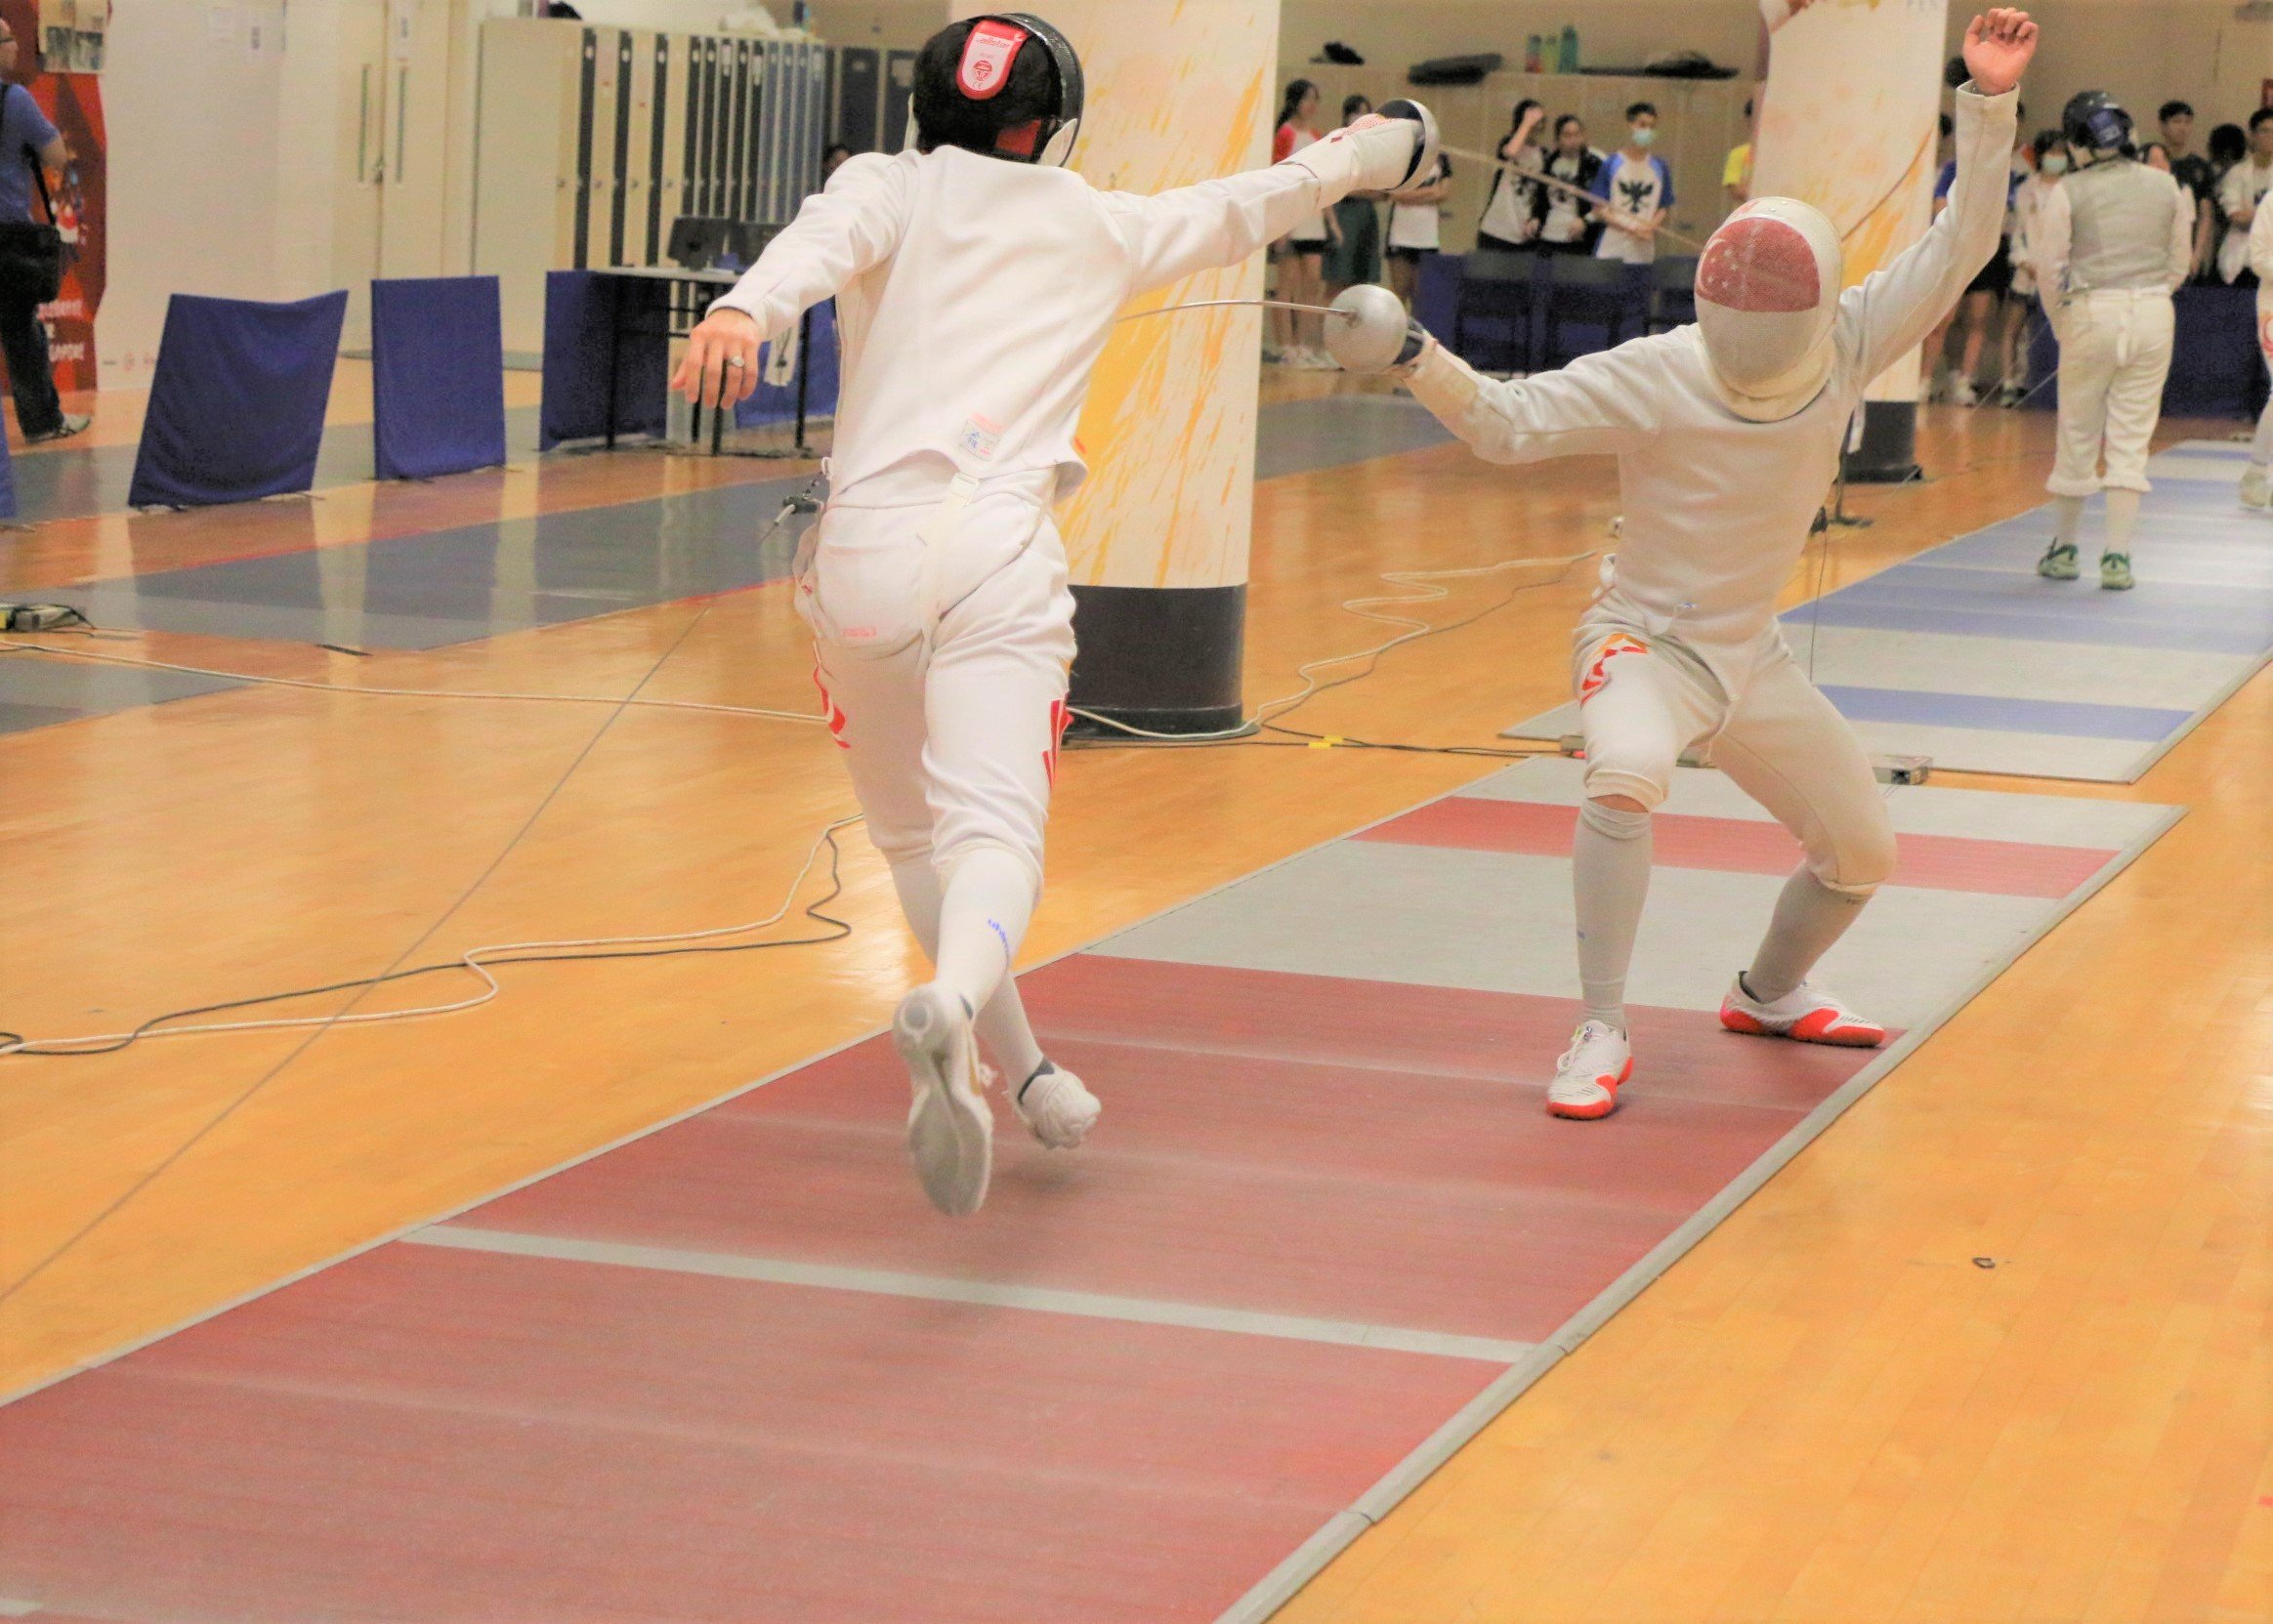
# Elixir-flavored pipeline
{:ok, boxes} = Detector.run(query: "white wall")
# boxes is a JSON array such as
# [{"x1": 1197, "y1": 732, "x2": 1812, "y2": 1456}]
[{"x1": 98, "y1": 0, "x2": 302, "y2": 385}]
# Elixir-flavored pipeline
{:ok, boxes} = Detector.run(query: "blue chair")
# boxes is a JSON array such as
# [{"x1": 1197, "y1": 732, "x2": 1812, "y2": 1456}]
[
  {"x1": 1541, "y1": 255, "x2": 1634, "y2": 367},
  {"x1": 1452, "y1": 250, "x2": 1540, "y2": 374},
  {"x1": 1648, "y1": 254, "x2": 1700, "y2": 334}
]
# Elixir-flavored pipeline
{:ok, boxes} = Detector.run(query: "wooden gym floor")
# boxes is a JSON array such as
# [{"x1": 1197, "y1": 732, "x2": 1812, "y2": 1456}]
[{"x1": 0, "y1": 371, "x2": 2266, "y2": 1620}]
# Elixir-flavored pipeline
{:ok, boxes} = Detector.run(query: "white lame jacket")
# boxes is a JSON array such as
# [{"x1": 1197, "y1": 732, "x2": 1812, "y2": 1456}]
[
  {"x1": 711, "y1": 146, "x2": 1334, "y2": 502},
  {"x1": 1407, "y1": 86, "x2": 2019, "y2": 659}
]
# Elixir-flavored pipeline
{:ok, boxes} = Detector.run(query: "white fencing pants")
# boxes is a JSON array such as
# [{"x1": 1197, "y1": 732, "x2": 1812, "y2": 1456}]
[
  {"x1": 804, "y1": 495, "x2": 1076, "y2": 890},
  {"x1": 2047, "y1": 288, "x2": 2176, "y2": 499},
  {"x1": 1574, "y1": 623, "x2": 1896, "y2": 899}
]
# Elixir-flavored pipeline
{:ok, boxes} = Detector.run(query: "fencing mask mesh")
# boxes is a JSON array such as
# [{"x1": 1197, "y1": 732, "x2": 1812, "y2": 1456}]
[{"x1": 1694, "y1": 197, "x2": 1843, "y2": 423}]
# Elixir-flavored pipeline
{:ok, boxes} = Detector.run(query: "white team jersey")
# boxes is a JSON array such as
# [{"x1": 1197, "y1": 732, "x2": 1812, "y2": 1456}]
[
  {"x1": 712, "y1": 146, "x2": 1328, "y2": 503},
  {"x1": 1407, "y1": 86, "x2": 2020, "y2": 665}
]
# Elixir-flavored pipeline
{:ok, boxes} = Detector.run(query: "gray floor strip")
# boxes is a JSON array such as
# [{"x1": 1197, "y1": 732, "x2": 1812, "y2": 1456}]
[
  {"x1": 1213, "y1": 799, "x2": 2188, "y2": 1624},
  {"x1": 405, "y1": 1225, "x2": 1534, "y2": 1364}
]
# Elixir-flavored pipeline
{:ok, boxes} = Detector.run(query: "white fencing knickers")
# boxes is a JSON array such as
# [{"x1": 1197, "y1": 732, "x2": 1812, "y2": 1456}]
[
  {"x1": 1573, "y1": 620, "x2": 1896, "y2": 898},
  {"x1": 2047, "y1": 288, "x2": 2176, "y2": 499},
  {"x1": 801, "y1": 476, "x2": 1076, "y2": 891}
]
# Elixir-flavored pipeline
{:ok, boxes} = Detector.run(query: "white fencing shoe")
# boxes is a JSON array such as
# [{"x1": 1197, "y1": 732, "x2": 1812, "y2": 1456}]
[
  {"x1": 1547, "y1": 1020, "x2": 1631, "y2": 1120},
  {"x1": 1719, "y1": 976, "x2": 1886, "y2": 1047},
  {"x1": 894, "y1": 983, "x2": 994, "y2": 1216},
  {"x1": 1013, "y1": 1061, "x2": 1101, "y2": 1150}
]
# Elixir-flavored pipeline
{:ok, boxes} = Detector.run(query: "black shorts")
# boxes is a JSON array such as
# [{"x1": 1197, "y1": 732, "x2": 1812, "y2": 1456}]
[
  {"x1": 1386, "y1": 245, "x2": 1435, "y2": 264},
  {"x1": 1279, "y1": 236, "x2": 1326, "y2": 259},
  {"x1": 1967, "y1": 243, "x2": 2014, "y2": 296},
  {"x1": 1474, "y1": 229, "x2": 1528, "y2": 254}
]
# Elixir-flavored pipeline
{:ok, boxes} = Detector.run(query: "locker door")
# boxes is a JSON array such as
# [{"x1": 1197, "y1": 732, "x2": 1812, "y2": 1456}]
[
  {"x1": 884, "y1": 49, "x2": 915, "y2": 153},
  {"x1": 641, "y1": 32, "x2": 670, "y2": 263},
  {"x1": 837, "y1": 48, "x2": 879, "y2": 154},
  {"x1": 608, "y1": 28, "x2": 637, "y2": 267},
  {"x1": 571, "y1": 28, "x2": 598, "y2": 268},
  {"x1": 728, "y1": 38, "x2": 752, "y2": 223},
  {"x1": 583, "y1": 28, "x2": 622, "y2": 268},
  {"x1": 694, "y1": 36, "x2": 719, "y2": 218}
]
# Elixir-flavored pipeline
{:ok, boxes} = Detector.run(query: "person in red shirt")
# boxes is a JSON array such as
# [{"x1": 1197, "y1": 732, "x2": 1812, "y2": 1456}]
[{"x1": 1270, "y1": 79, "x2": 1333, "y2": 365}]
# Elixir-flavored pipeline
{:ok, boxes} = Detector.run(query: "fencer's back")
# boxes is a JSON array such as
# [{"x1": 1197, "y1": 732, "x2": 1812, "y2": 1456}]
[
  {"x1": 826, "y1": 146, "x2": 1137, "y2": 497},
  {"x1": 2061, "y1": 159, "x2": 2185, "y2": 292}
]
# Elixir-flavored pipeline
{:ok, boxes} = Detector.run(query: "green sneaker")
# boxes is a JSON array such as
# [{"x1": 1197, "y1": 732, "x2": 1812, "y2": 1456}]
[
  {"x1": 2099, "y1": 552, "x2": 2134, "y2": 591},
  {"x1": 2037, "y1": 541, "x2": 2080, "y2": 580}
]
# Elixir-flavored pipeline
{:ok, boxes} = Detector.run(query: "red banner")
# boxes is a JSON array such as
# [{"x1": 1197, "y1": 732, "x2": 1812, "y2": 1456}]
[{"x1": 1, "y1": 0, "x2": 103, "y2": 391}]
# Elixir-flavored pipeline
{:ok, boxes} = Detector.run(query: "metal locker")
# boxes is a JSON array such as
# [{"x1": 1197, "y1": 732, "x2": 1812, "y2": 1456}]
[
  {"x1": 581, "y1": 28, "x2": 624, "y2": 269},
  {"x1": 641, "y1": 32, "x2": 672, "y2": 265},
  {"x1": 691, "y1": 36, "x2": 717, "y2": 218},
  {"x1": 884, "y1": 50, "x2": 915, "y2": 154},
  {"x1": 837, "y1": 48, "x2": 879, "y2": 154}
]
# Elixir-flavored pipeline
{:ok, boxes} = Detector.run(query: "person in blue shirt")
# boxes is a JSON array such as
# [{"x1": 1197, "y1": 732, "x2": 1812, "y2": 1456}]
[
  {"x1": 0, "y1": 18, "x2": 82, "y2": 442},
  {"x1": 1927, "y1": 108, "x2": 2026, "y2": 403},
  {"x1": 1590, "y1": 102, "x2": 1674, "y2": 265}
]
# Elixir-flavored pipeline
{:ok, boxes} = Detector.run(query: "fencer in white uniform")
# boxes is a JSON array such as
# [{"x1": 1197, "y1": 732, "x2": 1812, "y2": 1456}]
[
  {"x1": 673, "y1": 15, "x2": 1430, "y2": 1212},
  {"x1": 2242, "y1": 205, "x2": 2273, "y2": 511},
  {"x1": 1328, "y1": 12, "x2": 2036, "y2": 1120},
  {"x1": 2028, "y1": 92, "x2": 2191, "y2": 589}
]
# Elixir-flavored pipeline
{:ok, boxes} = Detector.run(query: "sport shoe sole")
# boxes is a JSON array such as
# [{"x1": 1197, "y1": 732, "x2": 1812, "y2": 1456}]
[
  {"x1": 1720, "y1": 1005, "x2": 1884, "y2": 1047},
  {"x1": 894, "y1": 987, "x2": 991, "y2": 1216}
]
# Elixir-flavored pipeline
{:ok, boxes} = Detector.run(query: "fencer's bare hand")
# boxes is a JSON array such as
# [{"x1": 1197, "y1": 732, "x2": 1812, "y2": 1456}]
[
  {"x1": 671, "y1": 308, "x2": 763, "y2": 410},
  {"x1": 1962, "y1": 10, "x2": 2037, "y2": 97}
]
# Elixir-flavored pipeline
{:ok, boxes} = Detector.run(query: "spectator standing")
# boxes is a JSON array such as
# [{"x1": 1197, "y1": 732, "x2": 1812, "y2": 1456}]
[
  {"x1": 1537, "y1": 114, "x2": 1606, "y2": 254},
  {"x1": 0, "y1": 18, "x2": 81, "y2": 443},
  {"x1": 1724, "y1": 99, "x2": 1755, "y2": 209},
  {"x1": 2214, "y1": 108, "x2": 2273, "y2": 285},
  {"x1": 2241, "y1": 202, "x2": 2273, "y2": 509},
  {"x1": 1592, "y1": 101, "x2": 1672, "y2": 265},
  {"x1": 1475, "y1": 100, "x2": 1544, "y2": 252},
  {"x1": 1323, "y1": 94, "x2": 1383, "y2": 303},
  {"x1": 1270, "y1": 79, "x2": 1332, "y2": 366},
  {"x1": 2157, "y1": 101, "x2": 2215, "y2": 278},
  {"x1": 821, "y1": 142, "x2": 852, "y2": 184},
  {"x1": 2000, "y1": 129, "x2": 2066, "y2": 404},
  {"x1": 1386, "y1": 149, "x2": 1451, "y2": 308}
]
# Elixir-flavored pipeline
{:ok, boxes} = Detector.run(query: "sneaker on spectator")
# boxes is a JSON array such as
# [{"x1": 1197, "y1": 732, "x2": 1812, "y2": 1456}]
[
  {"x1": 24, "y1": 413, "x2": 88, "y2": 443},
  {"x1": 1949, "y1": 377, "x2": 1979, "y2": 407}
]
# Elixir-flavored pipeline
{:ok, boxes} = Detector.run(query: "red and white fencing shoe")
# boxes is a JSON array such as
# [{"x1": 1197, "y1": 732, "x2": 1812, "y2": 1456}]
[
  {"x1": 1719, "y1": 977, "x2": 1886, "y2": 1048},
  {"x1": 1547, "y1": 1020, "x2": 1632, "y2": 1120}
]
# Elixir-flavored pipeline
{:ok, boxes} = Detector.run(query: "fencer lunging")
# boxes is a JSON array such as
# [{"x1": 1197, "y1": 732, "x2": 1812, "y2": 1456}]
[
  {"x1": 674, "y1": 16, "x2": 1433, "y2": 1212},
  {"x1": 2029, "y1": 91, "x2": 2191, "y2": 589},
  {"x1": 1331, "y1": 12, "x2": 2037, "y2": 1120}
]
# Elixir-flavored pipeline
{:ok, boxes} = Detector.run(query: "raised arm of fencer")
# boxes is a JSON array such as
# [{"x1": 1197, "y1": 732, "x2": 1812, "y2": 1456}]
[
  {"x1": 670, "y1": 154, "x2": 915, "y2": 406},
  {"x1": 1103, "y1": 112, "x2": 1431, "y2": 295},
  {"x1": 1845, "y1": 12, "x2": 2032, "y2": 378}
]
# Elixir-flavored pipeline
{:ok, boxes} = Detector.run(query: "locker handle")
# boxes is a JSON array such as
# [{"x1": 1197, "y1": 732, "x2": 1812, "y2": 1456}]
[
  {"x1": 358, "y1": 65, "x2": 371, "y2": 181},
  {"x1": 395, "y1": 66, "x2": 408, "y2": 180}
]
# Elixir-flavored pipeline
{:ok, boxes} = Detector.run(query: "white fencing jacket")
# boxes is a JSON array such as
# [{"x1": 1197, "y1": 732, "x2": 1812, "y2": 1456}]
[
  {"x1": 713, "y1": 145, "x2": 1342, "y2": 505},
  {"x1": 1407, "y1": 85, "x2": 2018, "y2": 665}
]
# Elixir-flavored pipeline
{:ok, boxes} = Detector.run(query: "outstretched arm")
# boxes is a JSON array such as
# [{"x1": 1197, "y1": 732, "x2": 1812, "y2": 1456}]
[
  {"x1": 1844, "y1": 11, "x2": 2033, "y2": 380},
  {"x1": 1401, "y1": 337, "x2": 1659, "y2": 465},
  {"x1": 1109, "y1": 115, "x2": 1423, "y2": 294},
  {"x1": 673, "y1": 153, "x2": 915, "y2": 407}
]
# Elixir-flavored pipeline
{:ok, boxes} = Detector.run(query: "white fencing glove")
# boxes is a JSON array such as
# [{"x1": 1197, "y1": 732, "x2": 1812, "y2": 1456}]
[{"x1": 1284, "y1": 99, "x2": 1440, "y2": 206}]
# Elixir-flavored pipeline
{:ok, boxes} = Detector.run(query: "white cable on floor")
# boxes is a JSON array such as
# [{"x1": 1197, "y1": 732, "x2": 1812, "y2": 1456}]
[
  {"x1": 1070, "y1": 547, "x2": 1599, "y2": 742},
  {"x1": 0, "y1": 814, "x2": 864, "y2": 1056},
  {"x1": 0, "y1": 637, "x2": 826, "y2": 726}
]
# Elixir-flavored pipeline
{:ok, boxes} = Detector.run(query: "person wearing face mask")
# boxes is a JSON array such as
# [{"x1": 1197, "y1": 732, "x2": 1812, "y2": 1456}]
[
  {"x1": 1536, "y1": 114, "x2": 1607, "y2": 254},
  {"x1": 1323, "y1": 13, "x2": 2035, "y2": 1122},
  {"x1": 1591, "y1": 101, "x2": 1673, "y2": 265},
  {"x1": 2001, "y1": 130, "x2": 2067, "y2": 404}
]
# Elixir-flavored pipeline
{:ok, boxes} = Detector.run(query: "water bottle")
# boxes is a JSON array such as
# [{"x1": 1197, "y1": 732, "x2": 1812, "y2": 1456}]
[
  {"x1": 1558, "y1": 24, "x2": 1580, "y2": 73},
  {"x1": 1525, "y1": 34, "x2": 1544, "y2": 73}
]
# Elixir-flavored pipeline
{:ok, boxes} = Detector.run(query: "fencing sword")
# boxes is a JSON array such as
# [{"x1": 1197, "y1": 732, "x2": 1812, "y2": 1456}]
[{"x1": 1435, "y1": 141, "x2": 1712, "y2": 252}]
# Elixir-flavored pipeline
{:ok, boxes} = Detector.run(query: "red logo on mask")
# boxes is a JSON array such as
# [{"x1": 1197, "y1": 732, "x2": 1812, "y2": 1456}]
[
  {"x1": 958, "y1": 20, "x2": 1029, "y2": 101},
  {"x1": 1699, "y1": 217, "x2": 1820, "y2": 312}
]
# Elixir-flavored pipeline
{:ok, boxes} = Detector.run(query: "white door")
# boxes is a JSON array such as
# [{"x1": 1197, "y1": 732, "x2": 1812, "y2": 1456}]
[
  {"x1": 332, "y1": 0, "x2": 388, "y2": 347},
  {"x1": 333, "y1": 0, "x2": 457, "y2": 348}
]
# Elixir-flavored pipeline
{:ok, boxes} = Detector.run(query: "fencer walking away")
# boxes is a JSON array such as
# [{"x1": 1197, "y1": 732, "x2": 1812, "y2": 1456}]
[
  {"x1": 2241, "y1": 203, "x2": 2273, "y2": 511},
  {"x1": 2029, "y1": 91, "x2": 2191, "y2": 589},
  {"x1": 1326, "y1": 11, "x2": 2036, "y2": 1120},
  {"x1": 673, "y1": 16, "x2": 1432, "y2": 1212}
]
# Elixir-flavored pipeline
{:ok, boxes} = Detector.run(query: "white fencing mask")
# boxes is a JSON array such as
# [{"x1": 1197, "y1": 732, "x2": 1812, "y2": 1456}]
[{"x1": 1694, "y1": 197, "x2": 1842, "y2": 423}]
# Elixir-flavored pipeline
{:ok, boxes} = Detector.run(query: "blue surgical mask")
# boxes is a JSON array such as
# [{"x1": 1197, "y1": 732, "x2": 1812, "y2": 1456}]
[
  {"x1": 1631, "y1": 126, "x2": 1656, "y2": 149},
  {"x1": 2041, "y1": 153, "x2": 2069, "y2": 176}
]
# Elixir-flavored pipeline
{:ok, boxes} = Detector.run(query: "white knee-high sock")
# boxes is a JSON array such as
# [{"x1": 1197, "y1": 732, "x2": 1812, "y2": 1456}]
[
  {"x1": 889, "y1": 856, "x2": 1046, "y2": 1079},
  {"x1": 1573, "y1": 800, "x2": 1653, "y2": 1031},
  {"x1": 2103, "y1": 488, "x2": 2140, "y2": 555},
  {"x1": 2053, "y1": 494, "x2": 2085, "y2": 547},
  {"x1": 1745, "y1": 868, "x2": 1869, "y2": 1004},
  {"x1": 932, "y1": 847, "x2": 1037, "y2": 1034}
]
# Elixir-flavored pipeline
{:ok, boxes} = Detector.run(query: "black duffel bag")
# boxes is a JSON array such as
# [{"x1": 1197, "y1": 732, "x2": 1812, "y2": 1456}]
[{"x1": 0, "y1": 87, "x2": 64, "y2": 305}]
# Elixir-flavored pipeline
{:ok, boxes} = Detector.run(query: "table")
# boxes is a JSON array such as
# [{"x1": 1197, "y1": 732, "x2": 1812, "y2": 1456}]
[{"x1": 584, "y1": 265, "x2": 821, "y2": 458}]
